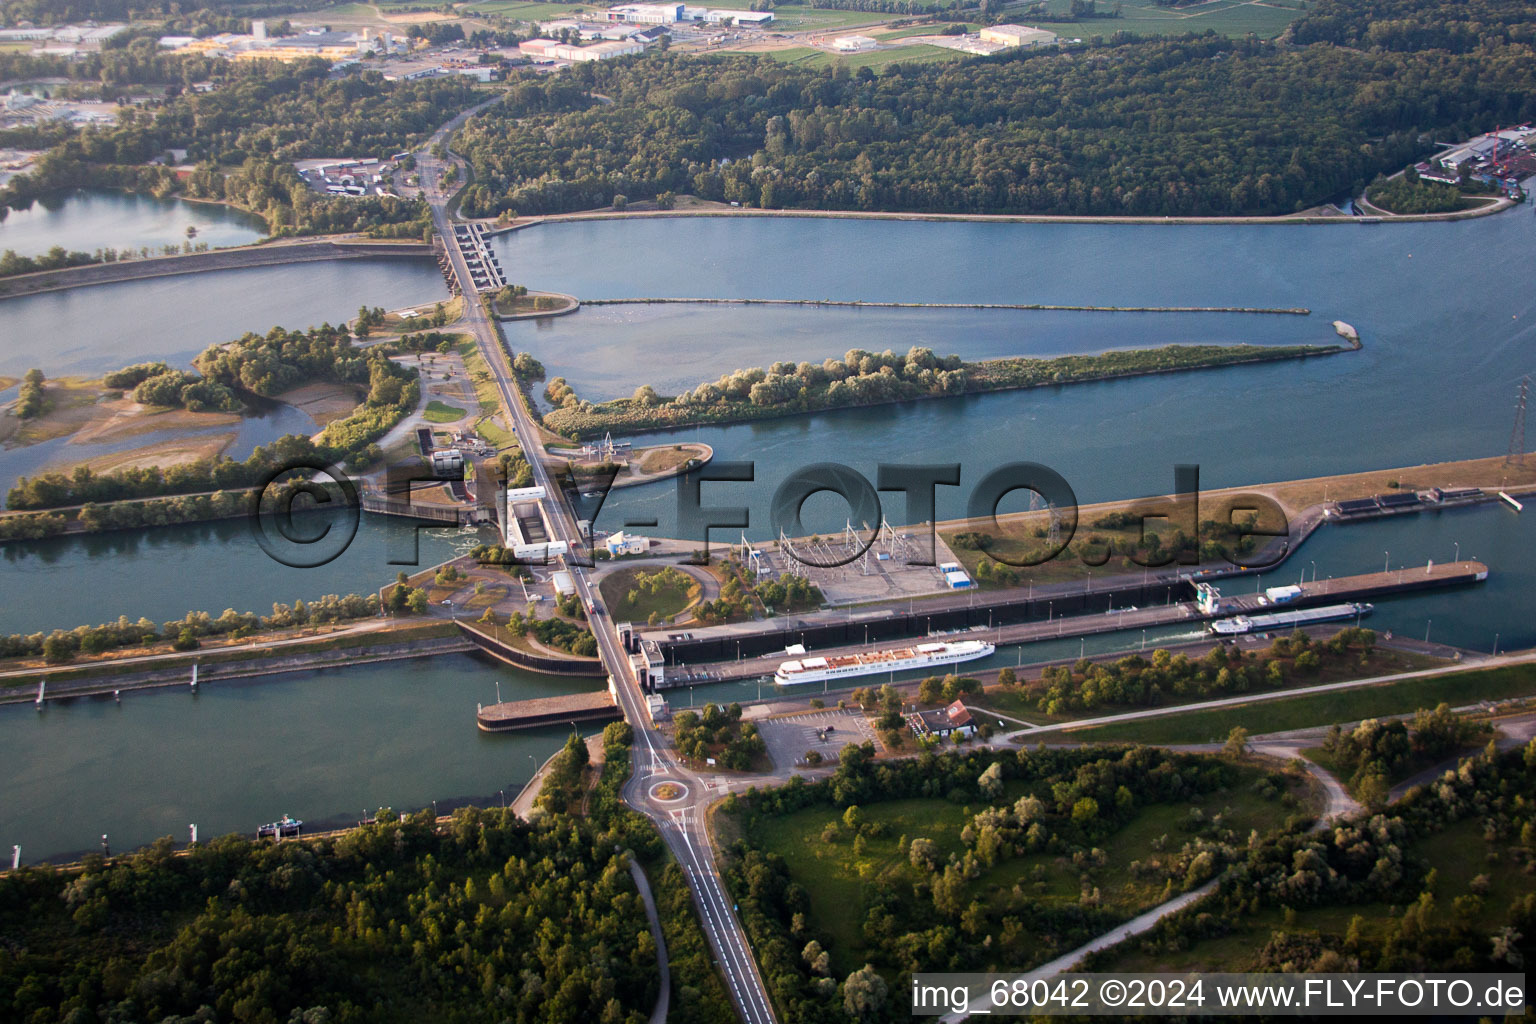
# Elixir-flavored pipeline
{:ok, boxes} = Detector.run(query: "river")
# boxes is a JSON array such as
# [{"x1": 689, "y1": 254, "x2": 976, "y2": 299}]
[
  {"x1": 5, "y1": 206, "x2": 1536, "y2": 861},
  {"x1": 488, "y1": 214, "x2": 1536, "y2": 545},
  {"x1": 0, "y1": 188, "x2": 267, "y2": 259}
]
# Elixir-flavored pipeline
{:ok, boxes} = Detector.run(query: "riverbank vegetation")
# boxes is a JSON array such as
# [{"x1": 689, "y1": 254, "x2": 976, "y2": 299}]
[
  {"x1": 539, "y1": 342, "x2": 1340, "y2": 439},
  {"x1": 1019, "y1": 628, "x2": 1398, "y2": 716},
  {"x1": 718, "y1": 743, "x2": 1313, "y2": 1016},
  {"x1": 0, "y1": 591, "x2": 384, "y2": 665},
  {"x1": 1084, "y1": 740, "x2": 1536, "y2": 975},
  {"x1": 13, "y1": 368, "x2": 45, "y2": 419},
  {"x1": 456, "y1": 2, "x2": 1536, "y2": 220},
  {"x1": 8, "y1": 329, "x2": 419, "y2": 511}
]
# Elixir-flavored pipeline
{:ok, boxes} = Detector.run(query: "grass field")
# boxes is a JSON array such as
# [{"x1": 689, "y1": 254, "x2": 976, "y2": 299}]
[
  {"x1": 1023, "y1": 0, "x2": 1305, "y2": 39},
  {"x1": 758, "y1": 42, "x2": 962, "y2": 70},
  {"x1": 746, "y1": 760, "x2": 1308, "y2": 977},
  {"x1": 462, "y1": 0, "x2": 592, "y2": 19},
  {"x1": 598, "y1": 565, "x2": 701, "y2": 624},
  {"x1": 875, "y1": 22, "x2": 978, "y2": 38},
  {"x1": 1064, "y1": 662, "x2": 1536, "y2": 745},
  {"x1": 454, "y1": 339, "x2": 516, "y2": 450},
  {"x1": 761, "y1": 6, "x2": 891, "y2": 29},
  {"x1": 423, "y1": 400, "x2": 467, "y2": 423}
]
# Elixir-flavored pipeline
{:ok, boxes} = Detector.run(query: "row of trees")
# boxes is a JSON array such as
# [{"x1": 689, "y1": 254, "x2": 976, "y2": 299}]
[
  {"x1": 1026, "y1": 628, "x2": 1378, "y2": 715},
  {"x1": 540, "y1": 341, "x2": 1329, "y2": 438},
  {"x1": 455, "y1": 33, "x2": 1536, "y2": 220},
  {"x1": 2, "y1": 591, "x2": 381, "y2": 663}
]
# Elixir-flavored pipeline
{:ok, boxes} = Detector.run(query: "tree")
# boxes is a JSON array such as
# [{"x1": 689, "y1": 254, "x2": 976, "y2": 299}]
[
  {"x1": 978, "y1": 762, "x2": 1004, "y2": 800},
  {"x1": 1224, "y1": 726, "x2": 1249, "y2": 759},
  {"x1": 909, "y1": 837, "x2": 938, "y2": 869},
  {"x1": 842, "y1": 964, "x2": 888, "y2": 1020},
  {"x1": 997, "y1": 667, "x2": 1017, "y2": 687}
]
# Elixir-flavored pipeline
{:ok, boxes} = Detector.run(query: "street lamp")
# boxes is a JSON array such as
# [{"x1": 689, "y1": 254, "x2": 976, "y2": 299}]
[
  {"x1": 1384, "y1": 550, "x2": 1390, "y2": 573},
  {"x1": 1454, "y1": 541, "x2": 1460, "y2": 563}
]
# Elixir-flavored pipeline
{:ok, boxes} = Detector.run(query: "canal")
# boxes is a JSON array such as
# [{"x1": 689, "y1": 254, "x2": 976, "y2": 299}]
[{"x1": 1, "y1": 652, "x2": 602, "y2": 863}]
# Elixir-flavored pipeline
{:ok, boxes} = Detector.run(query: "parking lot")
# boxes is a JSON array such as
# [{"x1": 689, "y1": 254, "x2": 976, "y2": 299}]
[{"x1": 757, "y1": 707, "x2": 879, "y2": 771}]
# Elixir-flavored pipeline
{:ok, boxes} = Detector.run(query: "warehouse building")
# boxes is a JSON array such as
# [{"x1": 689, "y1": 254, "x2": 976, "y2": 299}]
[{"x1": 980, "y1": 24, "x2": 1058, "y2": 47}]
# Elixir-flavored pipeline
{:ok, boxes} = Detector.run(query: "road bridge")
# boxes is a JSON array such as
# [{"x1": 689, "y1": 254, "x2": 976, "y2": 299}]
[{"x1": 415, "y1": 102, "x2": 778, "y2": 1024}]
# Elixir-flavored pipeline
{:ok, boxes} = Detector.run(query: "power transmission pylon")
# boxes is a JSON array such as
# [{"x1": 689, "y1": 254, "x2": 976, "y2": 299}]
[{"x1": 1508, "y1": 376, "x2": 1529, "y2": 466}]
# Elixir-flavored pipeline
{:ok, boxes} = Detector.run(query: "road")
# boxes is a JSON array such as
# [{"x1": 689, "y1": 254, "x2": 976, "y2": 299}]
[{"x1": 416, "y1": 105, "x2": 779, "y2": 1024}]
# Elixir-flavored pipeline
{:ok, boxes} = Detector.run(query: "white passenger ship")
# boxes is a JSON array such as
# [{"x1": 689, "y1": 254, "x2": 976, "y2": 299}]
[{"x1": 774, "y1": 639, "x2": 995, "y2": 686}]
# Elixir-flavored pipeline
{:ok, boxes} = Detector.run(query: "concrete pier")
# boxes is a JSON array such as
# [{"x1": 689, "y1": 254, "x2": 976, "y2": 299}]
[{"x1": 476, "y1": 691, "x2": 621, "y2": 732}]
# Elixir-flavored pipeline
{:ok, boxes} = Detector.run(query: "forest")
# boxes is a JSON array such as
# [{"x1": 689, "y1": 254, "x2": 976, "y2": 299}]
[
  {"x1": 0, "y1": 52, "x2": 475, "y2": 235},
  {"x1": 0, "y1": 808, "x2": 661, "y2": 1022},
  {"x1": 455, "y1": 0, "x2": 1536, "y2": 220}
]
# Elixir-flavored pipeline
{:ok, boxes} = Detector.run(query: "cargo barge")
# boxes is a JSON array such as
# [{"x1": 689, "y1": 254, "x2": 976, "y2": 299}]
[{"x1": 1209, "y1": 602, "x2": 1373, "y2": 636}]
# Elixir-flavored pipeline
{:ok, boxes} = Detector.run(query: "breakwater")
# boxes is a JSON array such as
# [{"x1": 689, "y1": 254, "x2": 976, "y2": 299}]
[
  {"x1": 582, "y1": 297, "x2": 1311, "y2": 315},
  {"x1": 0, "y1": 239, "x2": 435, "y2": 299}
]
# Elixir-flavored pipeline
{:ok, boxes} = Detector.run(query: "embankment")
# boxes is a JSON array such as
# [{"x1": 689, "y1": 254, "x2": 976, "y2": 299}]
[
  {"x1": 1, "y1": 628, "x2": 471, "y2": 705},
  {"x1": 582, "y1": 298, "x2": 1311, "y2": 315},
  {"x1": 0, "y1": 238, "x2": 436, "y2": 299}
]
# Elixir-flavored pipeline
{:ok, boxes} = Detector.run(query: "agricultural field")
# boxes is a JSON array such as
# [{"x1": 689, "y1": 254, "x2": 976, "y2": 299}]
[
  {"x1": 757, "y1": 42, "x2": 962, "y2": 70},
  {"x1": 460, "y1": 0, "x2": 594, "y2": 20},
  {"x1": 1021, "y1": 0, "x2": 1306, "y2": 40},
  {"x1": 760, "y1": 6, "x2": 893, "y2": 30}
]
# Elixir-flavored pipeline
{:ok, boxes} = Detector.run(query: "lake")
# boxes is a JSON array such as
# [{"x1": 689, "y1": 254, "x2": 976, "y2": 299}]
[{"x1": 0, "y1": 188, "x2": 267, "y2": 259}]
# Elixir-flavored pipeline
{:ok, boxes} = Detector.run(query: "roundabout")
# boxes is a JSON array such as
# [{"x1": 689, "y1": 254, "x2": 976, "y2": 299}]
[{"x1": 648, "y1": 780, "x2": 689, "y2": 803}]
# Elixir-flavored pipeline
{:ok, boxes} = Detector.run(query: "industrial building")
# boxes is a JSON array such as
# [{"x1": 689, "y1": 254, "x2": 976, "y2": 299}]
[
  {"x1": 522, "y1": 38, "x2": 645, "y2": 61},
  {"x1": 980, "y1": 23, "x2": 1058, "y2": 47},
  {"x1": 502, "y1": 485, "x2": 570, "y2": 561},
  {"x1": 938, "y1": 561, "x2": 974, "y2": 589},
  {"x1": 604, "y1": 3, "x2": 685, "y2": 23},
  {"x1": 701, "y1": 9, "x2": 774, "y2": 24},
  {"x1": 832, "y1": 34, "x2": 878, "y2": 52}
]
